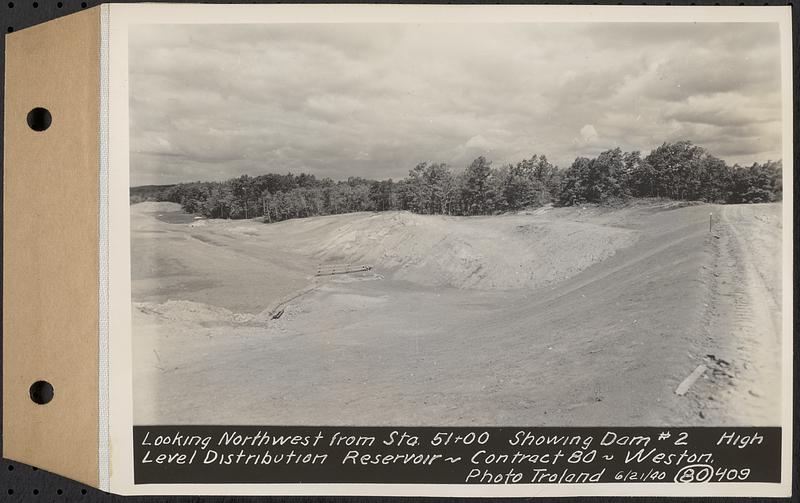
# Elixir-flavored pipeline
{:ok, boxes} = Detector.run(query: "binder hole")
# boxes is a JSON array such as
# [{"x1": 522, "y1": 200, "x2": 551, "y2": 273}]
[
  {"x1": 80, "y1": 1, "x2": 86, "y2": 7},
  {"x1": 29, "y1": 381, "x2": 53, "y2": 404},
  {"x1": 7, "y1": 490, "x2": 13, "y2": 495},
  {"x1": 32, "y1": 489, "x2": 39, "y2": 495},
  {"x1": 81, "y1": 489, "x2": 87, "y2": 495},
  {"x1": 57, "y1": 1, "x2": 62, "y2": 6},
  {"x1": 7, "y1": 465, "x2": 13, "y2": 471},
  {"x1": 32, "y1": 1, "x2": 37, "y2": 7},
  {"x1": 26, "y1": 108, "x2": 51, "y2": 132},
  {"x1": 57, "y1": 489, "x2": 63, "y2": 495},
  {"x1": 7, "y1": 26, "x2": 13, "y2": 33},
  {"x1": 7, "y1": 2, "x2": 13, "y2": 7}
]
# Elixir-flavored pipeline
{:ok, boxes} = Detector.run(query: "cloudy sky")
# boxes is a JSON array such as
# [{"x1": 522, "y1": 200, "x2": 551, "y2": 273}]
[{"x1": 129, "y1": 22, "x2": 782, "y2": 186}]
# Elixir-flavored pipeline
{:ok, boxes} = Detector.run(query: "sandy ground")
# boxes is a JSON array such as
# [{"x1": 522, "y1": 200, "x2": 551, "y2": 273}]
[
  {"x1": 688, "y1": 204, "x2": 783, "y2": 425},
  {"x1": 130, "y1": 201, "x2": 783, "y2": 425}
]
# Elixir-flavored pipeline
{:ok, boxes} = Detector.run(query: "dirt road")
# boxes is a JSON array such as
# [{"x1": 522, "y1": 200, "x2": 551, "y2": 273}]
[
  {"x1": 688, "y1": 204, "x2": 783, "y2": 424},
  {"x1": 130, "y1": 201, "x2": 783, "y2": 425}
]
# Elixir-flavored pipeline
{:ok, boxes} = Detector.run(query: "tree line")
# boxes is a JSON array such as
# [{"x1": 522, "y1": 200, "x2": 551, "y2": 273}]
[{"x1": 132, "y1": 140, "x2": 782, "y2": 222}]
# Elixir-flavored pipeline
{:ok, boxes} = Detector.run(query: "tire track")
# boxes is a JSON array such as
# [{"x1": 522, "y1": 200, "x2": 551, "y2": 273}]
[{"x1": 697, "y1": 205, "x2": 782, "y2": 425}]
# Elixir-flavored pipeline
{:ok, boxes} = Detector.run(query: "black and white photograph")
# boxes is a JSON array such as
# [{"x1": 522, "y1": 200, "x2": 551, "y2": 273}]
[{"x1": 128, "y1": 17, "x2": 787, "y2": 430}]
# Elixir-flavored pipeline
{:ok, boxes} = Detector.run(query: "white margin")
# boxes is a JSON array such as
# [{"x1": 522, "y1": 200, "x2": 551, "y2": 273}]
[{"x1": 98, "y1": 2, "x2": 111, "y2": 493}]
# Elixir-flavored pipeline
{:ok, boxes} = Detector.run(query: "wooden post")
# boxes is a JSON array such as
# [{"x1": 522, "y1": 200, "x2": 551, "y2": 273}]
[{"x1": 709, "y1": 212, "x2": 713, "y2": 232}]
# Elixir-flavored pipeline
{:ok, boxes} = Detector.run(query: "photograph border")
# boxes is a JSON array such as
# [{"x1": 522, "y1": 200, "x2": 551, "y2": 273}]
[{"x1": 106, "y1": 3, "x2": 794, "y2": 496}]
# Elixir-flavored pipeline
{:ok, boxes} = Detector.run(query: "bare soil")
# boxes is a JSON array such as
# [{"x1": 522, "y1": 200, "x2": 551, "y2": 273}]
[{"x1": 130, "y1": 200, "x2": 782, "y2": 425}]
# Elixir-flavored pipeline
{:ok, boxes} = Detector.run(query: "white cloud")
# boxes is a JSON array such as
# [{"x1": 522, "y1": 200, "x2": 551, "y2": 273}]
[
  {"x1": 579, "y1": 125, "x2": 598, "y2": 144},
  {"x1": 464, "y1": 135, "x2": 492, "y2": 151}
]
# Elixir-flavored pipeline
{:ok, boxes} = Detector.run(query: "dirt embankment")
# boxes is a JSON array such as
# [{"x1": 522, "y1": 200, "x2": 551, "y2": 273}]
[
  {"x1": 314, "y1": 211, "x2": 637, "y2": 290},
  {"x1": 687, "y1": 204, "x2": 783, "y2": 424},
  {"x1": 132, "y1": 201, "x2": 640, "y2": 297},
  {"x1": 130, "y1": 200, "x2": 783, "y2": 426}
]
